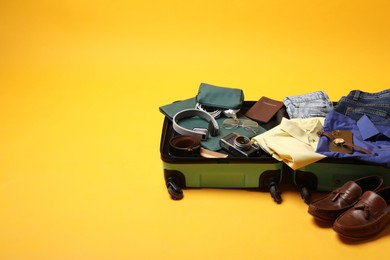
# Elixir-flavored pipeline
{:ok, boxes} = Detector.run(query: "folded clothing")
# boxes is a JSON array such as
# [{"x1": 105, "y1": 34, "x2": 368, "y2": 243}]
[
  {"x1": 252, "y1": 117, "x2": 326, "y2": 170},
  {"x1": 334, "y1": 89, "x2": 390, "y2": 126},
  {"x1": 316, "y1": 110, "x2": 390, "y2": 168},
  {"x1": 283, "y1": 90, "x2": 333, "y2": 119}
]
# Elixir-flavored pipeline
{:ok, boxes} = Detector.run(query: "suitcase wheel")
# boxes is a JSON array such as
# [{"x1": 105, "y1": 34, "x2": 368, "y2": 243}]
[
  {"x1": 167, "y1": 178, "x2": 184, "y2": 200},
  {"x1": 259, "y1": 170, "x2": 283, "y2": 204},
  {"x1": 164, "y1": 170, "x2": 185, "y2": 200},
  {"x1": 269, "y1": 181, "x2": 282, "y2": 204},
  {"x1": 294, "y1": 171, "x2": 317, "y2": 204},
  {"x1": 299, "y1": 185, "x2": 311, "y2": 204}
]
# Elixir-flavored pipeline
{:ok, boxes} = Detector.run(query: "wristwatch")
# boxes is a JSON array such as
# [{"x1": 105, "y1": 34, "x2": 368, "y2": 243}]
[{"x1": 317, "y1": 131, "x2": 371, "y2": 154}]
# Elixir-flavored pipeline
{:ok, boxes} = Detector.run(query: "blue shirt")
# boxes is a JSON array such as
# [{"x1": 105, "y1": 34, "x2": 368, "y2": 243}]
[{"x1": 316, "y1": 110, "x2": 390, "y2": 168}]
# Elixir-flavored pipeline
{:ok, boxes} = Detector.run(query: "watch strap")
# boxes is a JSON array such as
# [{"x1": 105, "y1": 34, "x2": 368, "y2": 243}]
[{"x1": 318, "y1": 131, "x2": 371, "y2": 154}]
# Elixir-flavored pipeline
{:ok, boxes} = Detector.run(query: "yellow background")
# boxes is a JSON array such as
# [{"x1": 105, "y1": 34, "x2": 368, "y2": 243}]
[{"x1": 1, "y1": 0, "x2": 389, "y2": 259}]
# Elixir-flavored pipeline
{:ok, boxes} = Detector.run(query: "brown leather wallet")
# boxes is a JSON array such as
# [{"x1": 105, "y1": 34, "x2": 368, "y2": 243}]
[
  {"x1": 318, "y1": 130, "x2": 371, "y2": 154},
  {"x1": 245, "y1": 96, "x2": 284, "y2": 123}
]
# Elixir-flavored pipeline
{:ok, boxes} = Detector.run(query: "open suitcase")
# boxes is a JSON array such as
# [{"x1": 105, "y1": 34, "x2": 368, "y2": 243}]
[
  {"x1": 160, "y1": 93, "x2": 390, "y2": 204},
  {"x1": 160, "y1": 101, "x2": 287, "y2": 203}
]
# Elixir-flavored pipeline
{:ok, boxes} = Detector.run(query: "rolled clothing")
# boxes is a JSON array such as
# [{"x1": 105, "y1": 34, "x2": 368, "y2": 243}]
[{"x1": 283, "y1": 91, "x2": 333, "y2": 119}]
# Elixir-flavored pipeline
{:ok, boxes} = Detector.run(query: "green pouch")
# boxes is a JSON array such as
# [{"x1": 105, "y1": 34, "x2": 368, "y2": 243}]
[
  {"x1": 159, "y1": 97, "x2": 197, "y2": 120},
  {"x1": 196, "y1": 83, "x2": 244, "y2": 109}
]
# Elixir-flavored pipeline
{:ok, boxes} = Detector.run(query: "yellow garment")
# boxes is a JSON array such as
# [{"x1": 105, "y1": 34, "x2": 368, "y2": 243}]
[{"x1": 252, "y1": 117, "x2": 326, "y2": 170}]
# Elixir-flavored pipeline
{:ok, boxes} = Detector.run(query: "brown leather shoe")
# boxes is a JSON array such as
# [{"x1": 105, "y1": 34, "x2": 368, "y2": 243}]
[
  {"x1": 308, "y1": 175, "x2": 383, "y2": 222},
  {"x1": 333, "y1": 187, "x2": 390, "y2": 240}
]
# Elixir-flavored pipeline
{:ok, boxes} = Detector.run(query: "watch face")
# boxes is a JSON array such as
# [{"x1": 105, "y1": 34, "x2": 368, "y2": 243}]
[
  {"x1": 329, "y1": 130, "x2": 353, "y2": 154},
  {"x1": 333, "y1": 138, "x2": 345, "y2": 146}
]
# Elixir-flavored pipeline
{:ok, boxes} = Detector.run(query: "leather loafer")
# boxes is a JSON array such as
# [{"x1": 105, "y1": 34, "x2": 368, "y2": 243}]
[
  {"x1": 333, "y1": 187, "x2": 390, "y2": 240},
  {"x1": 308, "y1": 175, "x2": 383, "y2": 222}
]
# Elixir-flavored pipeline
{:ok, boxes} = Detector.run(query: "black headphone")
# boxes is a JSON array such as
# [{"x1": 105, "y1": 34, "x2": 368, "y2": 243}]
[{"x1": 172, "y1": 109, "x2": 219, "y2": 140}]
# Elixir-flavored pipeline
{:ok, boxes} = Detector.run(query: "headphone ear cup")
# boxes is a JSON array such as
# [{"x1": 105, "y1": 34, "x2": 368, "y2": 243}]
[{"x1": 192, "y1": 128, "x2": 209, "y2": 140}]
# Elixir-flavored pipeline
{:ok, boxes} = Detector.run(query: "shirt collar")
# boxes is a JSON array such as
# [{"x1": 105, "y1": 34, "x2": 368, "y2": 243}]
[
  {"x1": 357, "y1": 115, "x2": 390, "y2": 140},
  {"x1": 280, "y1": 117, "x2": 324, "y2": 145}
]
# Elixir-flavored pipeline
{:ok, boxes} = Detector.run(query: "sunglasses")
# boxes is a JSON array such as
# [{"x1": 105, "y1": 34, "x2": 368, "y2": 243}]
[{"x1": 221, "y1": 118, "x2": 260, "y2": 134}]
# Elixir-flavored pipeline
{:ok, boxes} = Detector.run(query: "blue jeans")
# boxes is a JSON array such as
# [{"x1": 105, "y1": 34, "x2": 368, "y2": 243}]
[
  {"x1": 283, "y1": 91, "x2": 333, "y2": 118},
  {"x1": 334, "y1": 89, "x2": 390, "y2": 126}
]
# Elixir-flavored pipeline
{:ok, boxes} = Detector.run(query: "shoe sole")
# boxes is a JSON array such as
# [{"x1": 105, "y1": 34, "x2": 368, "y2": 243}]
[
  {"x1": 308, "y1": 210, "x2": 337, "y2": 223},
  {"x1": 333, "y1": 217, "x2": 390, "y2": 240}
]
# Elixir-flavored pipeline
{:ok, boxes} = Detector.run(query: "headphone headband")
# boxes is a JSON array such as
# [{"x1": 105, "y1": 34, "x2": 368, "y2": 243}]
[{"x1": 172, "y1": 109, "x2": 220, "y2": 140}]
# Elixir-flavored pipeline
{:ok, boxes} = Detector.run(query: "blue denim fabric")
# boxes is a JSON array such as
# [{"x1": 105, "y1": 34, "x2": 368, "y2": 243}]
[
  {"x1": 346, "y1": 89, "x2": 390, "y2": 103},
  {"x1": 334, "y1": 89, "x2": 390, "y2": 126},
  {"x1": 283, "y1": 91, "x2": 333, "y2": 118},
  {"x1": 316, "y1": 110, "x2": 390, "y2": 168}
]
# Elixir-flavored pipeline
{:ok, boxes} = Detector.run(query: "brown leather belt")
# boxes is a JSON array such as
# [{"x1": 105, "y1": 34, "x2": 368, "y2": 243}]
[{"x1": 169, "y1": 135, "x2": 201, "y2": 157}]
